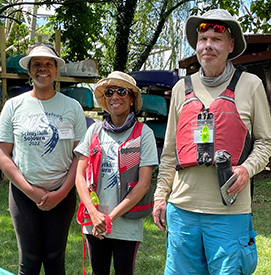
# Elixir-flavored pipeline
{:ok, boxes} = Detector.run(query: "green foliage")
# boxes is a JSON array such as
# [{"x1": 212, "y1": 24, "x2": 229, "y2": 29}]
[
  {"x1": 1, "y1": 175, "x2": 271, "y2": 274},
  {"x1": 0, "y1": 180, "x2": 166, "y2": 275},
  {"x1": 2, "y1": 0, "x2": 271, "y2": 76},
  {"x1": 5, "y1": 23, "x2": 30, "y2": 58},
  {"x1": 242, "y1": 1, "x2": 271, "y2": 33},
  {"x1": 252, "y1": 178, "x2": 271, "y2": 274},
  {"x1": 46, "y1": 1, "x2": 105, "y2": 62},
  {"x1": 253, "y1": 179, "x2": 271, "y2": 204}
]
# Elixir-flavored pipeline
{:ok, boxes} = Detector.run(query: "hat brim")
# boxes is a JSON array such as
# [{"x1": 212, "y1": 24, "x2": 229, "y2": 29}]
[
  {"x1": 94, "y1": 77, "x2": 142, "y2": 114},
  {"x1": 185, "y1": 16, "x2": 246, "y2": 60},
  {"x1": 19, "y1": 53, "x2": 65, "y2": 70}
]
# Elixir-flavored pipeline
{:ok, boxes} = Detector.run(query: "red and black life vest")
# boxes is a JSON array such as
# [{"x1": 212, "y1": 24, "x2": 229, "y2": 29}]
[
  {"x1": 176, "y1": 69, "x2": 252, "y2": 170},
  {"x1": 87, "y1": 121, "x2": 153, "y2": 218}
]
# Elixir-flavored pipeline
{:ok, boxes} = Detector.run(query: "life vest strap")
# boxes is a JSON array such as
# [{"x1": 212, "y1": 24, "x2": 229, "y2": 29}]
[
  {"x1": 78, "y1": 211, "x2": 111, "y2": 275},
  {"x1": 128, "y1": 202, "x2": 153, "y2": 212},
  {"x1": 227, "y1": 68, "x2": 244, "y2": 92},
  {"x1": 184, "y1": 75, "x2": 193, "y2": 95}
]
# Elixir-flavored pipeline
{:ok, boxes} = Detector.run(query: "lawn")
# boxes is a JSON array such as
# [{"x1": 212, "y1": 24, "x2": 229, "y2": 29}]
[{"x1": 0, "y1": 173, "x2": 271, "y2": 274}]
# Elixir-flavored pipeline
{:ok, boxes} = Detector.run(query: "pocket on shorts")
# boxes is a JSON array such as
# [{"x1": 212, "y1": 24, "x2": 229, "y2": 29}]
[{"x1": 238, "y1": 229, "x2": 258, "y2": 275}]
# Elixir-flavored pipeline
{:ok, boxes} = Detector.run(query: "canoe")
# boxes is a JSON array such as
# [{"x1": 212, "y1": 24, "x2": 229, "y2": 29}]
[
  {"x1": 8, "y1": 84, "x2": 32, "y2": 98},
  {"x1": 129, "y1": 70, "x2": 179, "y2": 90},
  {"x1": 60, "y1": 59, "x2": 99, "y2": 78},
  {"x1": 6, "y1": 55, "x2": 99, "y2": 78},
  {"x1": 141, "y1": 94, "x2": 167, "y2": 117},
  {"x1": 6, "y1": 54, "x2": 28, "y2": 74},
  {"x1": 0, "y1": 267, "x2": 15, "y2": 275},
  {"x1": 60, "y1": 86, "x2": 94, "y2": 110},
  {"x1": 145, "y1": 120, "x2": 167, "y2": 139}
]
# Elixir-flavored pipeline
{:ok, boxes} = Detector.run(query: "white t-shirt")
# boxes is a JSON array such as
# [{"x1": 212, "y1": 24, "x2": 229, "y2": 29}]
[
  {"x1": 74, "y1": 121, "x2": 158, "y2": 242},
  {"x1": 0, "y1": 91, "x2": 87, "y2": 190}
]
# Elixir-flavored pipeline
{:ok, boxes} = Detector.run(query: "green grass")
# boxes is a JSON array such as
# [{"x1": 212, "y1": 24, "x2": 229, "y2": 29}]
[
  {"x1": 251, "y1": 179, "x2": 271, "y2": 274},
  {"x1": 1, "y1": 176, "x2": 271, "y2": 274}
]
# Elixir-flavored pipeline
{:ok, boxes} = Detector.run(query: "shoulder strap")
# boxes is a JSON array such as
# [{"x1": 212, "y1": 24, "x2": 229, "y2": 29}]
[
  {"x1": 184, "y1": 75, "x2": 193, "y2": 95},
  {"x1": 227, "y1": 69, "x2": 244, "y2": 92},
  {"x1": 119, "y1": 121, "x2": 143, "y2": 151},
  {"x1": 129, "y1": 121, "x2": 144, "y2": 138}
]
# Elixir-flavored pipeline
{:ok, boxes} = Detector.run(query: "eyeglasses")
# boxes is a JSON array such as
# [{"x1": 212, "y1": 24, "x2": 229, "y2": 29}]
[
  {"x1": 197, "y1": 23, "x2": 231, "y2": 34},
  {"x1": 27, "y1": 43, "x2": 60, "y2": 57},
  {"x1": 103, "y1": 88, "x2": 131, "y2": 98}
]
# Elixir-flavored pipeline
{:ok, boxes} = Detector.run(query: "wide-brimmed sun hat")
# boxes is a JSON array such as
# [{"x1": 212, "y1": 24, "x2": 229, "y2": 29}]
[
  {"x1": 185, "y1": 9, "x2": 246, "y2": 60},
  {"x1": 94, "y1": 71, "x2": 142, "y2": 114},
  {"x1": 19, "y1": 44, "x2": 65, "y2": 70}
]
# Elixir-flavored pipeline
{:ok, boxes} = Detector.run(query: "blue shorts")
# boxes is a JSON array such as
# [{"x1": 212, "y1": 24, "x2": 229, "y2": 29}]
[{"x1": 165, "y1": 203, "x2": 257, "y2": 275}]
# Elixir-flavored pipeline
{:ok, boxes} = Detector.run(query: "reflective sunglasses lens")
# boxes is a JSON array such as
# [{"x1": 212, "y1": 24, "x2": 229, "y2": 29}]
[
  {"x1": 103, "y1": 88, "x2": 129, "y2": 98},
  {"x1": 213, "y1": 24, "x2": 227, "y2": 33},
  {"x1": 104, "y1": 89, "x2": 114, "y2": 98},
  {"x1": 197, "y1": 23, "x2": 209, "y2": 32},
  {"x1": 117, "y1": 88, "x2": 128, "y2": 97},
  {"x1": 197, "y1": 23, "x2": 227, "y2": 33}
]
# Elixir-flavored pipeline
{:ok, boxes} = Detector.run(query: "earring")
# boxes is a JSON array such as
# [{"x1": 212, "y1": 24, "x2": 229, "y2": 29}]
[
  {"x1": 28, "y1": 77, "x2": 33, "y2": 86},
  {"x1": 130, "y1": 103, "x2": 133, "y2": 106}
]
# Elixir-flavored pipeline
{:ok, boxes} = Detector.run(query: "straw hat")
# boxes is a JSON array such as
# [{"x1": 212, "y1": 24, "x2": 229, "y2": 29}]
[
  {"x1": 185, "y1": 9, "x2": 246, "y2": 60},
  {"x1": 19, "y1": 45, "x2": 65, "y2": 70},
  {"x1": 94, "y1": 71, "x2": 142, "y2": 114}
]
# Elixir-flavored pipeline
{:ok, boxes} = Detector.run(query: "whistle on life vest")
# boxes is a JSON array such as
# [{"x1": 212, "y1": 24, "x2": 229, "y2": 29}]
[
  {"x1": 201, "y1": 125, "x2": 209, "y2": 143},
  {"x1": 90, "y1": 191, "x2": 100, "y2": 206}
]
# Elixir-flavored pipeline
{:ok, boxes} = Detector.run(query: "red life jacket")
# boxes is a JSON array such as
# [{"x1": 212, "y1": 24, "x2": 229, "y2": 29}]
[
  {"x1": 83, "y1": 121, "x2": 153, "y2": 219},
  {"x1": 176, "y1": 69, "x2": 252, "y2": 170}
]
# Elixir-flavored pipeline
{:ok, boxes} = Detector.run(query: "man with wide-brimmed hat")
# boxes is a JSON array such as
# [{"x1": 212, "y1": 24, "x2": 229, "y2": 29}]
[{"x1": 153, "y1": 9, "x2": 271, "y2": 274}]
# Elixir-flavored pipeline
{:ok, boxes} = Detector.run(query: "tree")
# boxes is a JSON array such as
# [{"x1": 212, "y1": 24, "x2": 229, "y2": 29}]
[
  {"x1": 0, "y1": 0, "x2": 111, "y2": 59},
  {"x1": 46, "y1": 0, "x2": 194, "y2": 75},
  {"x1": 46, "y1": 1, "x2": 105, "y2": 61},
  {"x1": 47, "y1": 0, "x2": 271, "y2": 75},
  {"x1": 2, "y1": 0, "x2": 271, "y2": 76}
]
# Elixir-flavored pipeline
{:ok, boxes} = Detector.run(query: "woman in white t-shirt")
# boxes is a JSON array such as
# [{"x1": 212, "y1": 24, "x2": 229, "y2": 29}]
[
  {"x1": 75, "y1": 71, "x2": 158, "y2": 275},
  {"x1": 0, "y1": 44, "x2": 87, "y2": 274}
]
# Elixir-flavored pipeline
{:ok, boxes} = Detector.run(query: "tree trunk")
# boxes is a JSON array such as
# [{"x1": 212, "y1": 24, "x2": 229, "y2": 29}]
[{"x1": 113, "y1": 0, "x2": 137, "y2": 71}]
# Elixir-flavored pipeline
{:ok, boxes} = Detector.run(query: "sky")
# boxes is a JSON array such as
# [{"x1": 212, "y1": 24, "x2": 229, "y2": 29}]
[{"x1": 36, "y1": 5, "x2": 54, "y2": 25}]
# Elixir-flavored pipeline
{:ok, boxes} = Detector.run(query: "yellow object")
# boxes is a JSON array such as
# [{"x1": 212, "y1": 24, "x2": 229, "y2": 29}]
[
  {"x1": 90, "y1": 192, "x2": 100, "y2": 205},
  {"x1": 201, "y1": 125, "x2": 209, "y2": 142}
]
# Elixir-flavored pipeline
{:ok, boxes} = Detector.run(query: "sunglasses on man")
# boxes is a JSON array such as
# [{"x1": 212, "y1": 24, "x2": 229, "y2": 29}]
[{"x1": 197, "y1": 23, "x2": 231, "y2": 34}]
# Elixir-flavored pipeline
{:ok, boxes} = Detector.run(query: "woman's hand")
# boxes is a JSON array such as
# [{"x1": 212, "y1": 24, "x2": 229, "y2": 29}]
[
  {"x1": 37, "y1": 146, "x2": 80, "y2": 211},
  {"x1": 36, "y1": 190, "x2": 63, "y2": 211},
  {"x1": 92, "y1": 227, "x2": 105, "y2": 240},
  {"x1": 0, "y1": 142, "x2": 49, "y2": 204},
  {"x1": 90, "y1": 210, "x2": 107, "y2": 234},
  {"x1": 30, "y1": 186, "x2": 49, "y2": 205}
]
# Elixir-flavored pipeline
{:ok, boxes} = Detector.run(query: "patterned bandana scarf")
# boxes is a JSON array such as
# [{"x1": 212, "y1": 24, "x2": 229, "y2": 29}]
[{"x1": 102, "y1": 112, "x2": 137, "y2": 133}]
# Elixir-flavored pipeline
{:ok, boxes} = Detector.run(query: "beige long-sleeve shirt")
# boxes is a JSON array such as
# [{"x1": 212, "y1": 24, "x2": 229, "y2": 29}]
[{"x1": 154, "y1": 70, "x2": 271, "y2": 214}]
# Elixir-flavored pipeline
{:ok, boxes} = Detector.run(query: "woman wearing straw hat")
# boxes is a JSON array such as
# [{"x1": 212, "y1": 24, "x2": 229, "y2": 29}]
[
  {"x1": 153, "y1": 9, "x2": 271, "y2": 275},
  {"x1": 74, "y1": 71, "x2": 158, "y2": 275},
  {"x1": 0, "y1": 44, "x2": 87, "y2": 274}
]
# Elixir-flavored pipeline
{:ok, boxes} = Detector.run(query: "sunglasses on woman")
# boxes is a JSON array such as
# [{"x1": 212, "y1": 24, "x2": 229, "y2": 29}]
[
  {"x1": 103, "y1": 88, "x2": 131, "y2": 99},
  {"x1": 197, "y1": 23, "x2": 231, "y2": 34},
  {"x1": 27, "y1": 43, "x2": 60, "y2": 57}
]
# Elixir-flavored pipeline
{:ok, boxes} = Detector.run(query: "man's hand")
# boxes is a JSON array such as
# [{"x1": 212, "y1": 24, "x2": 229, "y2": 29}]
[
  {"x1": 152, "y1": 199, "x2": 167, "y2": 231},
  {"x1": 228, "y1": 166, "x2": 249, "y2": 195}
]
